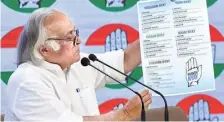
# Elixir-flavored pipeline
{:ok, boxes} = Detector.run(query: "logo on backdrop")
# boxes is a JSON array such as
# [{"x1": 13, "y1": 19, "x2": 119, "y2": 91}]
[
  {"x1": 177, "y1": 94, "x2": 224, "y2": 121},
  {"x1": 89, "y1": 0, "x2": 218, "y2": 12},
  {"x1": 85, "y1": 23, "x2": 140, "y2": 89},
  {"x1": 210, "y1": 25, "x2": 224, "y2": 78},
  {"x1": 98, "y1": 98, "x2": 128, "y2": 114},
  {"x1": 1, "y1": 0, "x2": 56, "y2": 13},
  {"x1": 1, "y1": 26, "x2": 24, "y2": 84},
  {"x1": 89, "y1": 0, "x2": 138, "y2": 12}
]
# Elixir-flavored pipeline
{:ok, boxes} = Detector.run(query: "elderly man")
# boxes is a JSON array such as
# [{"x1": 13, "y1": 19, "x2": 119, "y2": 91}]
[{"x1": 4, "y1": 8, "x2": 152, "y2": 121}]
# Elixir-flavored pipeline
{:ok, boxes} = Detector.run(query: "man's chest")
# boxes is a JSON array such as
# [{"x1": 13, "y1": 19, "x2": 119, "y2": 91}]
[{"x1": 43, "y1": 72, "x2": 100, "y2": 116}]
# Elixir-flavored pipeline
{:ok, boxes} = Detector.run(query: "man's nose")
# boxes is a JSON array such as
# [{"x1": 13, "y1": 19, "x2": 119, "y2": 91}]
[{"x1": 76, "y1": 37, "x2": 82, "y2": 45}]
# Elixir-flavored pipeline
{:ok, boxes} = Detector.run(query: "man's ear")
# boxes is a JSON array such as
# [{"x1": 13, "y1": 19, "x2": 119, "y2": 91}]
[{"x1": 39, "y1": 45, "x2": 49, "y2": 57}]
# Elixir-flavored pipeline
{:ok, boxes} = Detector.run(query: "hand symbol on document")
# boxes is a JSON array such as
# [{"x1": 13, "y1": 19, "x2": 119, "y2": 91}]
[
  {"x1": 105, "y1": 28, "x2": 128, "y2": 52},
  {"x1": 186, "y1": 57, "x2": 202, "y2": 87},
  {"x1": 189, "y1": 99, "x2": 219, "y2": 122}
]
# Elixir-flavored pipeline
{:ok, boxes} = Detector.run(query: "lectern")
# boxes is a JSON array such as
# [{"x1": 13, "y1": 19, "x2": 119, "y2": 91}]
[{"x1": 134, "y1": 106, "x2": 188, "y2": 121}]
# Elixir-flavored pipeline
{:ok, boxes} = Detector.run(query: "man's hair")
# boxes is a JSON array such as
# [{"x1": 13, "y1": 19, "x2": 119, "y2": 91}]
[{"x1": 17, "y1": 8, "x2": 61, "y2": 66}]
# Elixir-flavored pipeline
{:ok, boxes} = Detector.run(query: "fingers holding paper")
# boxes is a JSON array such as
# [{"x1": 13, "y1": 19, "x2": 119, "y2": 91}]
[{"x1": 122, "y1": 89, "x2": 152, "y2": 120}]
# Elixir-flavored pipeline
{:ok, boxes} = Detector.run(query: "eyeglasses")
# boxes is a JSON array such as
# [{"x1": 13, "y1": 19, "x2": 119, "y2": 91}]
[{"x1": 46, "y1": 29, "x2": 79, "y2": 46}]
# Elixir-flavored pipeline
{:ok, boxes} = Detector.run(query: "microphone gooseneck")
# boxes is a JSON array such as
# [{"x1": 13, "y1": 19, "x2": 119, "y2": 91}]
[
  {"x1": 81, "y1": 57, "x2": 146, "y2": 121},
  {"x1": 88, "y1": 54, "x2": 169, "y2": 121}
]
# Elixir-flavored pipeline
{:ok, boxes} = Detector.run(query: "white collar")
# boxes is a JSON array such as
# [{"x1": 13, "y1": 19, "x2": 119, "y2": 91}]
[{"x1": 31, "y1": 60, "x2": 71, "y2": 83}]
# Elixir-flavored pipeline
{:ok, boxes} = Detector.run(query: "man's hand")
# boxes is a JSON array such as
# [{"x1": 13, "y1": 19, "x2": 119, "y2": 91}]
[
  {"x1": 189, "y1": 99, "x2": 219, "y2": 122},
  {"x1": 122, "y1": 89, "x2": 152, "y2": 120},
  {"x1": 186, "y1": 57, "x2": 202, "y2": 87},
  {"x1": 105, "y1": 28, "x2": 128, "y2": 52},
  {"x1": 83, "y1": 90, "x2": 151, "y2": 121}
]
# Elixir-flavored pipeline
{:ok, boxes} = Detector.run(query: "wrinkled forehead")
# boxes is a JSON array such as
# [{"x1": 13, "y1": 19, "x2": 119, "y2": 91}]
[{"x1": 43, "y1": 12, "x2": 74, "y2": 37}]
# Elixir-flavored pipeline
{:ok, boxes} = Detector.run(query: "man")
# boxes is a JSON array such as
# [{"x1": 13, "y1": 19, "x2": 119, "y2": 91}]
[{"x1": 4, "y1": 8, "x2": 152, "y2": 121}]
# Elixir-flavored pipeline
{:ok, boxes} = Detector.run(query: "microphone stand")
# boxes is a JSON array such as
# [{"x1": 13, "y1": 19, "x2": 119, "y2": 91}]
[
  {"x1": 81, "y1": 58, "x2": 146, "y2": 121},
  {"x1": 89, "y1": 55, "x2": 169, "y2": 121}
]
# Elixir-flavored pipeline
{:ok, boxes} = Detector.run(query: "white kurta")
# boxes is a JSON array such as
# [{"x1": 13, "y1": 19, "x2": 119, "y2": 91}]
[{"x1": 4, "y1": 50, "x2": 125, "y2": 122}]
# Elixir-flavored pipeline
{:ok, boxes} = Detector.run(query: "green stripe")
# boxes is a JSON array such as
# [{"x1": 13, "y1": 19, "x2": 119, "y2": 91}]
[
  {"x1": 207, "y1": 0, "x2": 218, "y2": 7},
  {"x1": 214, "y1": 64, "x2": 224, "y2": 78},
  {"x1": 105, "y1": 66, "x2": 142, "y2": 89},
  {"x1": 1, "y1": 71, "x2": 13, "y2": 84}
]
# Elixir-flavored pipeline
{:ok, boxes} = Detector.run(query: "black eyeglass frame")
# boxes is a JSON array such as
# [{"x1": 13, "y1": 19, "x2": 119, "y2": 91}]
[{"x1": 46, "y1": 29, "x2": 79, "y2": 46}]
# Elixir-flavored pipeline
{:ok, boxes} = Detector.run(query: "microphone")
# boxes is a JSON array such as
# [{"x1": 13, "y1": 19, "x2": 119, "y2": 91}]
[
  {"x1": 88, "y1": 54, "x2": 169, "y2": 121},
  {"x1": 81, "y1": 57, "x2": 146, "y2": 121}
]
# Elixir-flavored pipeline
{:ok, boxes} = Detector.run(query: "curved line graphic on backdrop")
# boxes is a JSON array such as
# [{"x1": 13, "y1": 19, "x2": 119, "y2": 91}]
[
  {"x1": 207, "y1": 0, "x2": 218, "y2": 7},
  {"x1": 210, "y1": 25, "x2": 224, "y2": 78}
]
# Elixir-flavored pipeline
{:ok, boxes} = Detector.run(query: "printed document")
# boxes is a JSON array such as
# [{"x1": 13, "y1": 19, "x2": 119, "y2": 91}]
[{"x1": 137, "y1": 0, "x2": 215, "y2": 95}]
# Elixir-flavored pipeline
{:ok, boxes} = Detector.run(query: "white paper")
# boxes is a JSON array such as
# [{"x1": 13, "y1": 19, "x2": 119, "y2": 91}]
[{"x1": 137, "y1": 0, "x2": 215, "y2": 96}]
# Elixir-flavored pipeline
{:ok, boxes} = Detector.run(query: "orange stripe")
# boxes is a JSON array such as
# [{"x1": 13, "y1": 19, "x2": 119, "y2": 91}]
[
  {"x1": 1, "y1": 26, "x2": 23, "y2": 48},
  {"x1": 210, "y1": 25, "x2": 224, "y2": 42}
]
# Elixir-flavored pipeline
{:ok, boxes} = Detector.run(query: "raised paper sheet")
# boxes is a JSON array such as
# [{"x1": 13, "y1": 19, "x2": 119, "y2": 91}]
[{"x1": 137, "y1": 0, "x2": 215, "y2": 95}]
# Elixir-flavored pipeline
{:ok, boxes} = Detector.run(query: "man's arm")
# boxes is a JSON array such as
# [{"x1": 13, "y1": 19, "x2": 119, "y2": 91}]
[
  {"x1": 84, "y1": 109, "x2": 127, "y2": 121},
  {"x1": 124, "y1": 39, "x2": 141, "y2": 73},
  {"x1": 84, "y1": 89, "x2": 151, "y2": 121},
  {"x1": 11, "y1": 80, "x2": 128, "y2": 121}
]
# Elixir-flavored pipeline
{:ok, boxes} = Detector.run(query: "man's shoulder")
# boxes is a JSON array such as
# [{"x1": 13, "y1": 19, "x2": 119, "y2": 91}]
[
  {"x1": 8, "y1": 62, "x2": 43, "y2": 85},
  {"x1": 15, "y1": 62, "x2": 40, "y2": 74}
]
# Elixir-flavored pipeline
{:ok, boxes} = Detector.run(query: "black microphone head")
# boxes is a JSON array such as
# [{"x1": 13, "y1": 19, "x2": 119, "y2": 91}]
[
  {"x1": 89, "y1": 54, "x2": 98, "y2": 61},
  {"x1": 81, "y1": 57, "x2": 90, "y2": 66}
]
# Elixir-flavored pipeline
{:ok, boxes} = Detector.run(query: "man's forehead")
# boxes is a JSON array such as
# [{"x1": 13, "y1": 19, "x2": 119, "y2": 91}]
[
  {"x1": 44, "y1": 12, "x2": 74, "y2": 36},
  {"x1": 43, "y1": 12, "x2": 69, "y2": 26}
]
